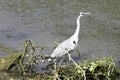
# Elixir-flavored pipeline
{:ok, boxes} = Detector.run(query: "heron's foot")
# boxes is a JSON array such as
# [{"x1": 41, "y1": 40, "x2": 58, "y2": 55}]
[{"x1": 77, "y1": 49, "x2": 81, "y2": 57}]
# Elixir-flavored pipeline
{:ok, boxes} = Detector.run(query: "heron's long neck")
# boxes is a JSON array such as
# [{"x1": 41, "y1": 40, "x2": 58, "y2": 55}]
[{"x1": 73, "y1": 16, "x2": 81, "y2": 38}]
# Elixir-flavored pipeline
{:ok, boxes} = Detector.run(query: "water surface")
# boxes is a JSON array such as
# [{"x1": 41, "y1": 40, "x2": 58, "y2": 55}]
[{"x1": 0, "y1": 0, "x2": 119, "y2": 67}]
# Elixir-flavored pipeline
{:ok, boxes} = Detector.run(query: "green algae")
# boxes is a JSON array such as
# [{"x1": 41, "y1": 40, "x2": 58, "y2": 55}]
[{"x1": 0, "y1": 52, "x2": 22, "y2": 71}]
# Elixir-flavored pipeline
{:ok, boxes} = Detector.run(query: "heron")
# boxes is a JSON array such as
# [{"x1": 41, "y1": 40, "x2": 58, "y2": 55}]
[{"x1": 49, "y1": 12, "x2": 91, "y2": 61}]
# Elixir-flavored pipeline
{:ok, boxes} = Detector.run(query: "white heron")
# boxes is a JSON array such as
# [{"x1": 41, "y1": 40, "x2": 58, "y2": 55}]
[{"x1": 49, "y1": 12, "x2": 91, "y2": 61}]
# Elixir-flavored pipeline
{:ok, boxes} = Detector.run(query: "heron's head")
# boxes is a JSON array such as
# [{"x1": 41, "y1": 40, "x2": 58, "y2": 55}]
[{"x1": 79, "y1": 12, "x2": 91, "y2": 17}]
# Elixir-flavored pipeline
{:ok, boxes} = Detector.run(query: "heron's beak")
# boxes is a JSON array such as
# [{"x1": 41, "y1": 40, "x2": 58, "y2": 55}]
[{"x1": 85, "y1": 13, "x2": 91, "y2": 15}]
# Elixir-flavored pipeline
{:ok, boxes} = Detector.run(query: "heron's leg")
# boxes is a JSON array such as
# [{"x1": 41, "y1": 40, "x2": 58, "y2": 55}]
[
  {"x1": 59, "y1": 57, "x2": 65, "y2": 65},
  {"x1": 76, "y1": 45, "x2": 81, "y2": 57},
  {"x1": 66, "y1": 52, "x2": 71, "y2": 61},
  {"x1": 58, "y1": 55, "x2": 68, "y2": 65},
  {"x1": 77, "y1": 48, "x2": 80, "y2": 57},
  {"x1": 53, "y1": 59, "x2": 57, "y2": 66}
]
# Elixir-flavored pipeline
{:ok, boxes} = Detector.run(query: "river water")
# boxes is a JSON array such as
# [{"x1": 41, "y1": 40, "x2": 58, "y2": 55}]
[{"x1": 0, "y1": 0, "x2": 120, "y2": 68}]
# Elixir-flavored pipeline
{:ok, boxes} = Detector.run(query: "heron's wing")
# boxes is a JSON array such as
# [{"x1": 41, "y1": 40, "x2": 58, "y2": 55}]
[
  {"x1": 51, "y1": 37, "x2": 77, "y2": 58},
  {"x1": 51, "y1": 46, "x2": 66, "y2": 57}
]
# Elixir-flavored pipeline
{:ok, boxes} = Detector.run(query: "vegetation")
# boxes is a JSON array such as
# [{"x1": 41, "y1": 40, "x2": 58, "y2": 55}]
[{"x1": 0, "y1": 40, "x2": 120, "y2": 80}]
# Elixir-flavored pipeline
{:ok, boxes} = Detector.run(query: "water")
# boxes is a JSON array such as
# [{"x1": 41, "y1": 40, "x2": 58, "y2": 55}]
[{"x1": 0, "y1": 0, "x2": 120, "y2": 70}]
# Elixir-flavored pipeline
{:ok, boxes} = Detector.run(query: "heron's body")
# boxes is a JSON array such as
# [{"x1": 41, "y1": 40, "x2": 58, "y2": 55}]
[
  {"x1": 50, "y1": 12, "x2": 90, "y2": 59},
  {"x1": 51, "y1": 35, "x2": 78, "y2": 57}
]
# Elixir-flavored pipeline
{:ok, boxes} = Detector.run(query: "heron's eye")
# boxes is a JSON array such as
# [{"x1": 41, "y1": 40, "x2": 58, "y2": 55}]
[{"x1": 82, "y1": 13, "x2": 85, "y2": 15}]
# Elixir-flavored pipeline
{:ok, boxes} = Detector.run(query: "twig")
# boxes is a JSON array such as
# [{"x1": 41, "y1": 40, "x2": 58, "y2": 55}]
[{"x1": 53, "y1": 59, "x2": 61, "y2": 80}]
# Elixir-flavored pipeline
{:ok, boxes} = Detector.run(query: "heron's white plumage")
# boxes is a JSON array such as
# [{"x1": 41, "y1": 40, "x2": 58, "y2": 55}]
[
  {"x1": 51, "y1": 36, "x2": 78, "y2": 57},
  {"x1": 49, "y1": 12, "x2": 90, "y2": 60}
]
